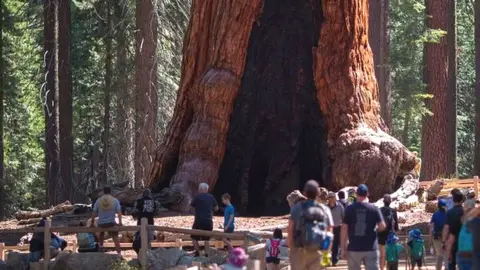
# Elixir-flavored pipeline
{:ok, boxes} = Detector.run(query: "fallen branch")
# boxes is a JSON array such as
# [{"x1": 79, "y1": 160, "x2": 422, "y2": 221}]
[
  {"x1": 14, "y1": 201, "x2": 73, "y2": 221},
  {"x1": 17, "y1": 218, "x2": 43, "y2": 226}
]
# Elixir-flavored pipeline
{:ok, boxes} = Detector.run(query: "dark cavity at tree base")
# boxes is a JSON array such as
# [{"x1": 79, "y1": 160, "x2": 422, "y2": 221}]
[{"x1": 214, "y1": 0, "x2": 328, "y2": 216}]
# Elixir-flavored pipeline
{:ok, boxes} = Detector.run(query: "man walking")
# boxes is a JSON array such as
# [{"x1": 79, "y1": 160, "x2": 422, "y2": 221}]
[
  {"x1": 91, "y1": 185, "x2": 123, "y2": 254},
  {"x1": 287, "y1": 180, "x2": 334, "y2": 270},
  {"x1": 341, "y1": 184, "x2": 386, "y2": 270},
  {"x1": 190, "y1": 182, "x2": 218, "y2": 257},
  {"x1": 327, "y1": 192, "x2": 344, "y2": 266},
  {"x1": 443, "y1": 189, "x2": 464, "y2": 270}
]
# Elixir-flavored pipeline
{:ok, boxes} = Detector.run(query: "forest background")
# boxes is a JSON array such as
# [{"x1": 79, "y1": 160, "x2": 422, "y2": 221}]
[{"x1": 0, "y1": 0, "x2": 477, "y2": 219}]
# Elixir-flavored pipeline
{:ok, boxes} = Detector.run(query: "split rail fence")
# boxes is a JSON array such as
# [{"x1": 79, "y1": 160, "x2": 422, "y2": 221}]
[{"x1": 0, "y1": 218, "x2": 266, "y2": 270}]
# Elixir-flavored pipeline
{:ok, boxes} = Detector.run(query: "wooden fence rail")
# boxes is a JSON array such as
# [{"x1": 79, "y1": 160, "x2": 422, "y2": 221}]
[{"x1": 0, "y1": 218, "x2": 260, "y2": 270}]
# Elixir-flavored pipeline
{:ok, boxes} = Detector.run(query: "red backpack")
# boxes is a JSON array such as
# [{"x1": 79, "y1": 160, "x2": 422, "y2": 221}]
[{"x1": 270, "y1": 239, "x2": 281, "y2": 257}]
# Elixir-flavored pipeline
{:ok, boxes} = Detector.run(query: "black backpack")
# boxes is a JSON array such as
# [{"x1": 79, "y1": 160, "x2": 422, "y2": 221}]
[{"x1": 381, "y1": 207, "x2": 395, "y2": 232}]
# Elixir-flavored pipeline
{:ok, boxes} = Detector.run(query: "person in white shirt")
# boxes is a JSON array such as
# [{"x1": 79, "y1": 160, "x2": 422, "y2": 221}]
[{"x1": 266, "y1": 228, "x2": 287, "y2": 270}]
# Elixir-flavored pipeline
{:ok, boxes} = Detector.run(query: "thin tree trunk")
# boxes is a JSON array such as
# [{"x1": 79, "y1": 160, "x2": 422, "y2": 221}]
[
  {"x1": 421, "y1": 0, "x2": 452, "y2": 181},
  {"x1": 102, "y1": 0, "x2": 113, "y2": 187},
  {"x1": 446, "y1": 0, "x2": 457, "y2": 176},
  {"x1": 369, "y1": 0, "x2": 392, "y2": 131},
  {"x1": 44, "y1": 0, "x2": 59, "y2": 206},
  {"x1": 402, "y1": 105, "x2": 411, "y2": 145},
  {"x1": 476, "y1": 0, "x2": 480, "y2": 175},
  {"x1": 114, "y1": 1, "x2": 134, "y2": 187},
  {"x1": 135, "y1": 0, "x2": 158, "y2": 187},
  {"x1": 0, "y1": 1, "x2": 4, "y2": 220},
  {"x1": 58, "y1": 0, "x2": 74, "y2": 201}
]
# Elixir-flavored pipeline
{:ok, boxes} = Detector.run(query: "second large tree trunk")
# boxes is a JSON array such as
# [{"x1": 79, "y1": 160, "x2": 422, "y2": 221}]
[{"x1": 147, "y1": 0, "x2": 416, "y2": 214}]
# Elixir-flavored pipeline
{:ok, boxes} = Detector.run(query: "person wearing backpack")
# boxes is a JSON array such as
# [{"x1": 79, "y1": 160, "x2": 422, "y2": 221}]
[
  {"x1": 443, "y1": 189, "x2": 465, "y2": 270},
  {"x1": 287, "y1": 180, "x2": 334, "y2": 270},
  {"x1": 378, "y1": 194, "x2": 399, "y2": 270},
  {"x1": 429, "y1": 199, "x2": 447, "y2": 270},
  {"x1": 407, "y1": 229, "x2": 425, "y2": 270},
  {"x1": 451, "y1": 200, "x2": 475, "y2": 270},
  {"x1": 266, "y1": 228, "x2": 287, "y2": 270},
  {"x1": 341, "y1": 184, "x2": 386, "y2": 270},
  {"x1": 76, "y1": 221, "x2": 99, "y2": 252},
  {"x1": 385, "y1": 233, "x2": 404, "y2": 270}
]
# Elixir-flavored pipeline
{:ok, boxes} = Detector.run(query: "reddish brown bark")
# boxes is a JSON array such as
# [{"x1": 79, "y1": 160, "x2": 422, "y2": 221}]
[
  {"x1": 369, "y1": 0, "x2": 392, "y2": 131},
  {"x1": 421, "y1": 0, "x2": 455, "y2": 181},
  {"x1": 135, "y1": 0, "x2": 158, "y2": 187},
  {"x1": 147, "y1": 0, "x2": 415, "y2": 213}
]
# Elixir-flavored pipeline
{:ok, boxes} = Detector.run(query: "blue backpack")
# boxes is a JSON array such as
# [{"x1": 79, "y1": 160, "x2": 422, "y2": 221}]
[
  {"x1": 294, "y1": 201, "x2": 332, "y2": 251},
  {"x1": 458, "y1": 224, "x2": 473, "y2": 252}
]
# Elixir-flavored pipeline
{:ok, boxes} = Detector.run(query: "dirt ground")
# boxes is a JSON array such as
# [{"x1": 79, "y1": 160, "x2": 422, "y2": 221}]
[{"x1": 330, "y1": 256, "x2": 437, "y2": 270}]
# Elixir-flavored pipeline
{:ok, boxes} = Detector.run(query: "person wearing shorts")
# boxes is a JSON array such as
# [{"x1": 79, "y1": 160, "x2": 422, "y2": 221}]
[
  {"x1": 92, "y1": 185, "x2": 123, "y2": 254},
  {"x1": 191, "y1": 182, "x2": 218, "y2": 257}
]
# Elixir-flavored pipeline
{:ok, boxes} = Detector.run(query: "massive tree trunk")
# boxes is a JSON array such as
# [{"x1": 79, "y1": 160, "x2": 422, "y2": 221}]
[
  {"x1": 421, "y1": 0, "x2": 455, "y2": 181},
  {"x1": 446, "y1": 0, "x2": 457, "y2": 176},
  {"x1": 44, "y1": 0, "x2": 60, "y2": 206},
  {"x1": 476, "y1": 0, "x2": 480, "y2": 175},
  {"x1": 135, "y1": 0, "x2": 158, "y2": 187},
  {"x1": 58, "y1": 0, "x2": 74, "y2": 202},
  {"x1": 369, "y1": 0, "x2": 392, "y2": 131},
  {"x1": 147, "y1": 0, "x2": 416, "y2": 215}
]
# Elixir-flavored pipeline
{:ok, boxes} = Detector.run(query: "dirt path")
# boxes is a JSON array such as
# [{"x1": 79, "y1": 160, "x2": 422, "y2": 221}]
[{"x1": 328, "y1": 256, "x2": 437, "y2": 270}]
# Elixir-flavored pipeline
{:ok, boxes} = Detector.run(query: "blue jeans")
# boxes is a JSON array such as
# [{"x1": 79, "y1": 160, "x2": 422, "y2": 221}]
[{"x1": 457, "y1": 254, "x2": 472, "y2": 270}]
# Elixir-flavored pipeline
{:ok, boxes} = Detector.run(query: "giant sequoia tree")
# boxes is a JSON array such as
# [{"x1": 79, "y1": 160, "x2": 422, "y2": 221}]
[{"x1": 147, "y1": 0, "x2": 416, "y2": 215}]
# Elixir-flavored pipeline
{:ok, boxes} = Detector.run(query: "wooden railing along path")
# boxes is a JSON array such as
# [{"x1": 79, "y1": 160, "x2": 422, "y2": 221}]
[{"x1": 0, "y1": 218, "x2": 266, "y2": 270}]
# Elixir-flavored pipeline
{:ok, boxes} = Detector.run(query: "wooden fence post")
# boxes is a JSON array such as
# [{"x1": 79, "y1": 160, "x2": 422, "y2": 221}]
[
  {"x1": 43, "y1": 218, "x2": 51, "y2": 270},
  {"x1": 0, "y1": 242, "x2": 5, "y2": 261},
  {"x1": 175, "y1": 238, "x2": 183, "y2": 250},
  {"x1": 243, "y1": 232, "x2": 249, "y2": 249},
  {"x1": 474, "y1": 176, "x2": 479, "y2": 199},
  {"x1": 140, "y1": 218, "x2": 148, "y2": 270}
]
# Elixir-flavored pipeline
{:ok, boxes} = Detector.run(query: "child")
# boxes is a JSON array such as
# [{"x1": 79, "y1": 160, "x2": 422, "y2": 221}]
[
  {"x1": 76, "y1": 221, "x2": 99, "y2": 252},
  {"x1": 221, "y1": 247, "x2": 248, "y2": 270},
  {"x1": 385, "y1": 233, "x2": 404, "y2": 270},
  {"x1": 407, "y1": 229, "x2": 424, "y2": 270},
  {"x1": 222, "y1": 193, "x2": 235, "y2": 251},
  {"x1": 265, "y1": 228, "x2": 287, "y2": 270}
]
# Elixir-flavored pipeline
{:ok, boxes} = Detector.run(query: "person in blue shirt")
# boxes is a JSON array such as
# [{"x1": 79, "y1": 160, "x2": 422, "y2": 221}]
[
  {"x1": 430, "y1": 199, "x2": 447, "y2": 270},
  {"x1": 222, "y1": 193, "x2": 235, "y2": 251}
]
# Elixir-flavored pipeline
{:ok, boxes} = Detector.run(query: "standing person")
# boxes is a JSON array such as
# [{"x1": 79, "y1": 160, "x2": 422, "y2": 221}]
[
  {"x1": 222, "y1": 193, "x2": 235, "y2": 251},
  {"x1": 442, "y1": 189, "x2": 465, "y2": 270},
  {"x1": 91, "y1": 185, "x2": 123, "y2": 254},
  {"x1": 454, "y1": 200, "x2": 475, "y2": 270},
  {"x1": 190, "y1": 182, "x2": 218, "y2": 257},
  {"x1": 378, "y1": 195, "x2": 399, "y2": 270},
  {"x1": 341, "y1": 184, "x2": 386, "y2": 270},
  {"x1": 430, "y1": 199, "x2": 447, "y2": 270},
  {"x1": 466, "y1": 206, "x2": 480, "y2": 270},
  {"x1": 287, "y1": 180, "x2": 334, "y2": 270},
  {"x1": 134, "y1": 188, "x2": 157, "y2": 225},
  {"x1": 327, "y1": 191, "x2": 344, "y2": 266},
  {"x1": 347, "y1": 188, "x2": 356, "y2": 205},
  {"x1": 385, "y1": 233, "x2": 404, "y2": 270},
  {"x1": 265, "y1": 228, "x2": 287, "y2": 270},
  {"x1": 407, "y1": 229, "x2": 425, "y2": 270},
  {"x1": 338, "y1": 191, "x2": 348, "y2": 208}
]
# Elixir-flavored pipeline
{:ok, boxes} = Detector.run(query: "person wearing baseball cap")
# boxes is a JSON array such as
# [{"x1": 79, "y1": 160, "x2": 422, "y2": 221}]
[
  {"x1": 341, "y1": 184, "x2": 386, "y2": 270},
  {"x1": 327, "y1": 191, "x2": 344, "y2": 266}
]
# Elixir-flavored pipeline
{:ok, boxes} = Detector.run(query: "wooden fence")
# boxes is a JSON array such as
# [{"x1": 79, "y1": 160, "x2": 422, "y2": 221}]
[
  {"x1": 419, "y1": 176, "x2": 479, "y2": 197},
  {"x1": 0, "y1": 218, "x2": 265, "y2": 270}
]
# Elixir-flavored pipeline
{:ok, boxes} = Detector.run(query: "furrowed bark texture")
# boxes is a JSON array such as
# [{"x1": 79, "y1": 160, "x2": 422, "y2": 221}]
[
  {"x1": 421, "y1": 0, "x2": 454, "y2": 181},
  {"x1": 135, "y1": 0, "x2": 158, "y2": 187},
  {"x1": 44, "y1": 0, "x2": 59, "y2": 206},
  {"x1": 148, "y1": 0, "x2": 415, "y2": 214},
  {"x1": 475, "y1": 0, "x2": 480, "y2": 175}
]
